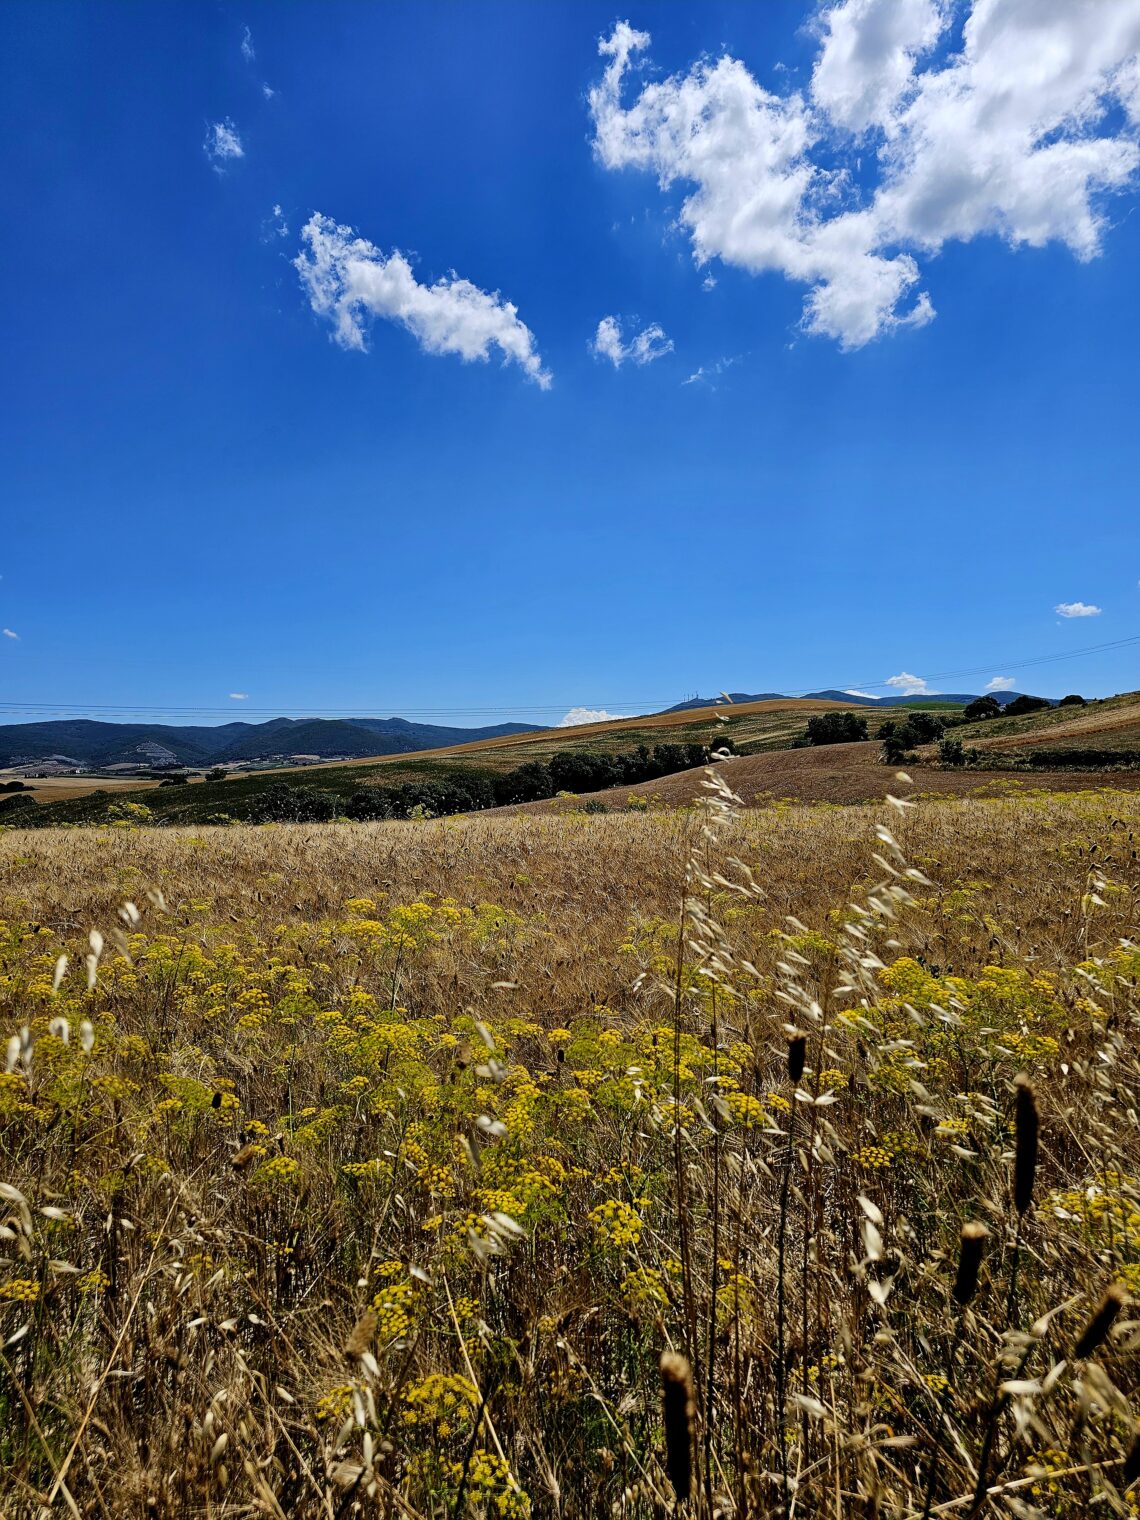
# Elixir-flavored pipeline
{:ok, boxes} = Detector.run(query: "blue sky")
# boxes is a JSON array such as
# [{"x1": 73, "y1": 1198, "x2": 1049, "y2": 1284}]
[{"x1": 2, "y1": 0, "x2": 1139, "y2": 726}]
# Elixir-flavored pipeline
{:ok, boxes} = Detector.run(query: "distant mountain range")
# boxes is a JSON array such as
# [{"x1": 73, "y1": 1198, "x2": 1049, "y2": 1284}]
[
  {"x1": 665, "y1": 690, "x2": 1038, "y2": 712},
  {"x1": 0, "y1": 716, "x2": 541, "y2": 769},
  {"x1": 0, "y1": 689, "x2": 1049, "y2": 770}
]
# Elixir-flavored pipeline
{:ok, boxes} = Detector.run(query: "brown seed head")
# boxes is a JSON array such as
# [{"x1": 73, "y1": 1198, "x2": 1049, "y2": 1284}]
[
  {"x1": 952, "y1": 1222, "x2": 988, "y2": 1306},
  {"x1": 1073, "y1": 1283, "x2": 1126, "y2": 1361},
  {"x1": 1013, "y1": 1073, "x2": 1038, "y2": 1215},
  {"x1": 344, "y1": 1308, "x2": 377, "y2": 1361},
  {"x1": 1123, "y1": 1423, "x2": 1140, "y2": 1487},
  {"x1": 659, "y1": 1352, "x2": 694, "y2": 1502},
  {"x1": 787, "y1": 1034, "x2": 807, "y2": 1085}
]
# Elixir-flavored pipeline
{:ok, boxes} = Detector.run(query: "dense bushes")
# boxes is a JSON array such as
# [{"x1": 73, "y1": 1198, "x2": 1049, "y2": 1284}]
[
  {"x1": 251, "y1": 741, "x2": 733, "y2": 824},
  {"x1": 1003, "y1": 694, "x2": 1051, "y2": 717},
  {"x1": 963, "y1": 695, "x2": 1002, "y2": 721},
  {"x1": 878, "y1": 710, "x2": 946, "y2": 762},
  {"x1": 805, "y1": 712, "x2": 868, "y2": 745}
]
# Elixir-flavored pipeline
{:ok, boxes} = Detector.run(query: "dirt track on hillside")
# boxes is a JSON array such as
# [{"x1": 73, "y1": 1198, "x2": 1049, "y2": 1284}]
[{"x1": 514, "y1": 740, "x2": 1140, "y2": 812}]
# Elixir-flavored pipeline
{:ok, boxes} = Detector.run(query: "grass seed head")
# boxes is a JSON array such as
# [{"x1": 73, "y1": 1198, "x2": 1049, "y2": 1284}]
[
  {"x1": 787, "y1": 1033, "x2": 807, "y2": 1084},
  {"x1": 952, "y1": 1222, "x2": 988, "y2": 1306},
  {"x1": 1073, "y1": 1283, "x2": 1126, "y2": 1361},
  {"x1": 659, "y1": 1351, "x2": 694, "y2": 1502},
  {"x1": 344, "y1": 1308, "x2": 377, "y2": 1362},
  {"x1": 1013, "y1": 1072, "x2": 1039, "y2": 1215}
]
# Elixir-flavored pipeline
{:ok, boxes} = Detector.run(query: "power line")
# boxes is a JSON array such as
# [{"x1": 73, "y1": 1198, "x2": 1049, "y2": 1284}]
[{"x1": 0, "y1": 632, "x2": 1135, "y2": 721}]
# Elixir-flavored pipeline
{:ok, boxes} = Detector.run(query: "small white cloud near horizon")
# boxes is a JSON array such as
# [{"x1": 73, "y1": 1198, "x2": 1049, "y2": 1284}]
[
  {"x1": 558, "y1": 707, "x2": 627, "y2": 727},
  {"x1": 295, "y1": 213, "x2": 551, "y2": 388},
  {"x1": 229, "y1": 692, "x2": 249, "y2": 701},
  {"x1": 240, "y1": 25, "x2": 255, "y2": 62},
  {"x1": 2, "y1": 628, "x2": 18, "y2": 641},
  {"x1": 844, "y1": 688, "x2": 878, "y2": 699},
  {"x1": 1055, "y1": 600, "x2": 1102, "y2": 617},
  {"x1": 885, "y1": 671, "x2": 937, "y2": 696},
  {"x1": 985, "y1": 676, "x2": 1016, "y2": 692},
  {"x1": 591, "y1": 315, "x2": 673, "y2": 368},
  {"x1": 204, "y1": 119, "x2": 244, "y2": 169}
]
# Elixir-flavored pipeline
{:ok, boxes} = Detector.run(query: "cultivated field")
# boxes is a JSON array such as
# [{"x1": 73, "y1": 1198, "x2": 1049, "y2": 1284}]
[{"x1": 2, "y1": 783, "x2": 1140, "y2": 1516}]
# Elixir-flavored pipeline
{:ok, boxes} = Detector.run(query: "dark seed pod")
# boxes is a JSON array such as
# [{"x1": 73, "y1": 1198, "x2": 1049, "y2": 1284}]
[
  {"x1": 1013, "y1": 1073, "x2": 1038, "y2": 1215},
  {"x1": 787, "y1": 1034, "x2": 807, "y2": 1085},
  {"x1": 1073, "y1": 1284, "x2": 1126, "y2": 1360},
  {"x1": 1123, "y1": 1424, "x2": 1140, "y2": 1487},
  {"x1": 211, "y1": 1090, "x2": 223, "y2": 1109},
  {"x1": 659, "y1": 1352, "x2": 694, "y2": 1502},
  {"x1": 952, "y1": 1222, "x2": 988, "y2": 1306}
]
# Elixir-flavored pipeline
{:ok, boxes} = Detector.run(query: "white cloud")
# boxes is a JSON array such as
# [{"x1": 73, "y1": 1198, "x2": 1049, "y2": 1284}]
[
  {"x1": 1055, "y1": 600, "x2": 1102, "y2": 617},
  {"x1": 265, "y1": 203, "x2": 289, "y2": 240},
  {"x1": 558, "y1": 707, "x2": 627, "y2": 726},
  {"x1": 683, "y1": 354, "x2": 739, "y2": 386},
  {"x1": 592, "y1": 315, "x2": 673, "y2": 367},
  {"x1": 295, "y1": 213, "x2": 551, "y2": 387},
  {"x1": 241, "y1": 25, "x2": 255, "y2": 63},
  {"x1": 589, "y1": 5, "x2": 1140, "y2": 348},
  {"x1": 262, "y1": 82, "x2": 276, "y2": 100},
  {"x1": 229, "y1": 692, "x2": 249, "y2": 700},
  {"x1": 844, "y1": 688, "x2": 879, "y2": 698},
  {"x1": 2, "y1": 628, "x2": 18, "y2": 640},
  {"x1": 985, "y1": 675, "x2": 1016, "y2": 691},
  {"x1": 811, "y1": 0, "x2": 947, "y2": 135},
  {"x1": 204, "y1": 119, "x2": 244, "y2": 168},
  {"x1": 885, "y1": 670, "x2": 938, "y2": 695}
]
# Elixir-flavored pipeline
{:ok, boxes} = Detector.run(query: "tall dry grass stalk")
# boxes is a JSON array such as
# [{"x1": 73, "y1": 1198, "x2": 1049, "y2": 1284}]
[{"x1": 1, "y1": 786, "x2": 1139, "y2": 1515}]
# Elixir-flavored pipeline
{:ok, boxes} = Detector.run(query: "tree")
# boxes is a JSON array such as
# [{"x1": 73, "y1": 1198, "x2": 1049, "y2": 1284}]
[
  {"x1": 939, "y1": 737, "x2": 966, "y2": 767},
  {"x1": 1003, "y1": 695, "x2": 1050, "y2": 717},
  {"x1": 806, "y1": 712, "x2": 868, "y2": 746},
  {"x1": 205, "y1": 767, "x2": 227, "y2": 782},
  {"x1": 1059, "y1": 694, "x2": 1086, "y2": 707},
  {"x1": 963, "y1": 695, "x2": 1002, "y2": 721}
]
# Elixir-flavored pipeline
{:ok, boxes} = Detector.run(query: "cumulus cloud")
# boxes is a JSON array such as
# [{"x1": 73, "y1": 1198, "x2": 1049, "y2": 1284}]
[
  {"x1": 2, "y1": 628, "x2": 18, "y2": 640},
  {"x1": 241, "y1": 25, "x2": 255, "y2": 63},
  {"x1": 204, "y1": 119, "x2": 244, "y2": 169},
  {"x1": 885, "y1": 671, "x2": 937, "y2": 695},
  {"x1": 843, "y1": 688, "x2": 879, "y2": 698},
  {"x1": 1055, "y1": 600, "x2": 1102, "y2": 617},
  {"x1": 985, "y1": 675, "x2": 1016, "y2": 691},
  {"x1": 589, "y1": 4, "x2": 1140, "y2": 348},
  {"x1": 295, "y1": 213, "x2": 551, "y2": 387},
  {"x1": 558, "y1": 707, "x2": 627, "y2": 726},
  {"x1": 592, "y1": 315, "x2": 673, "y2": 367},
  {"x1": 229, "y1": 692, "x2": 249, "y2": 700}
]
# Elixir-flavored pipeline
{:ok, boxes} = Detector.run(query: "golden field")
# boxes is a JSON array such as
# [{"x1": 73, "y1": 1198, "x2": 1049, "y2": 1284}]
[{"x1": 2, "y1": 781, "x2": 1140, "y2": 1517}]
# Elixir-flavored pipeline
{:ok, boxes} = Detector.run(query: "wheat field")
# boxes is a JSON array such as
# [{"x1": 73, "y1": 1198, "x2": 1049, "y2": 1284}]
[{"x1": 2, "y1": 781, "x2": 1140, "y2": 1517}]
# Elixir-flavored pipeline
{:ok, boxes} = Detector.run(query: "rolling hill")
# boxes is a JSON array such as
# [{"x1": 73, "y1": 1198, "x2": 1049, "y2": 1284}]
[{"x1": 0, "y1": 716, "x2": 541, "y2": 768}]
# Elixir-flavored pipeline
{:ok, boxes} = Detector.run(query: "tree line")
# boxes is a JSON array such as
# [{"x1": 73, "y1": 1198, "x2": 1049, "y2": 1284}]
[{"x1": 247, "y1": 740, "x2": 734, "y2": 823}]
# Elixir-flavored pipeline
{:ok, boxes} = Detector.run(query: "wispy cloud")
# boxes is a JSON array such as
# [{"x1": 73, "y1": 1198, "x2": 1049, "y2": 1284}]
[
  {"x1": 204, "y1": 119, "x2": 244, "y2": 170},
  {"x1": 558, "y1": 707, "x2": 627, "y2": 727},
  {"x1": 2, "y1": 628, "x2": 18, "y2": 641},
  {"x1": 885, "y1": 671, "x2": 937, "y2": 696},
  {"x1": 591, "y1": 315, "x2": 673, "y2": 368},
  {"x1": 261, "y1": 82, "x2": 276, "y2": 100},
  {"x1": 229, "y1": 691, "x2": 249, "y2": 701},
  {"x1": 240, "y1": 25, "x2": 255, "y2": 63},
  {"x1": 589, "y1": 8, "x2": 1140, "y2": 349},
  {"x1": 295, "y1": 213, "x2": 551, "y2": 387},
  {"x1": 985, "y1": 675, "x2": 1015, "y2": 691},
  {"x1": 683, "y1": 355, "x2": 739, "y2": 387},
  {"x1": 843, "y1": 688, "x2": 878, "y2": 699},
  {"x1": 1055, "y1": 600, "x2": 1102, "y2": 617}
]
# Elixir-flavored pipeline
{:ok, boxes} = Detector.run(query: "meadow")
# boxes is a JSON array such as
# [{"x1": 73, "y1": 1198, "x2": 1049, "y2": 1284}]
[{"x1": 2, "y1": 779, "x2": 1140, "y2": 1517}]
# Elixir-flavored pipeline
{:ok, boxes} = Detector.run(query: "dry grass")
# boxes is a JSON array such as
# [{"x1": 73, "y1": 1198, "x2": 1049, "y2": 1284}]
[{"x1": 2, "y1": 784, "x2": 1140, "y2": 1517}]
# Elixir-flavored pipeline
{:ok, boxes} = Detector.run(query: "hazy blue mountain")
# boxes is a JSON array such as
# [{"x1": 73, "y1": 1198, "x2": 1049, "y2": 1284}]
[{"x1": 0, "y1": 716, "x2": 542, "y2": 768}]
